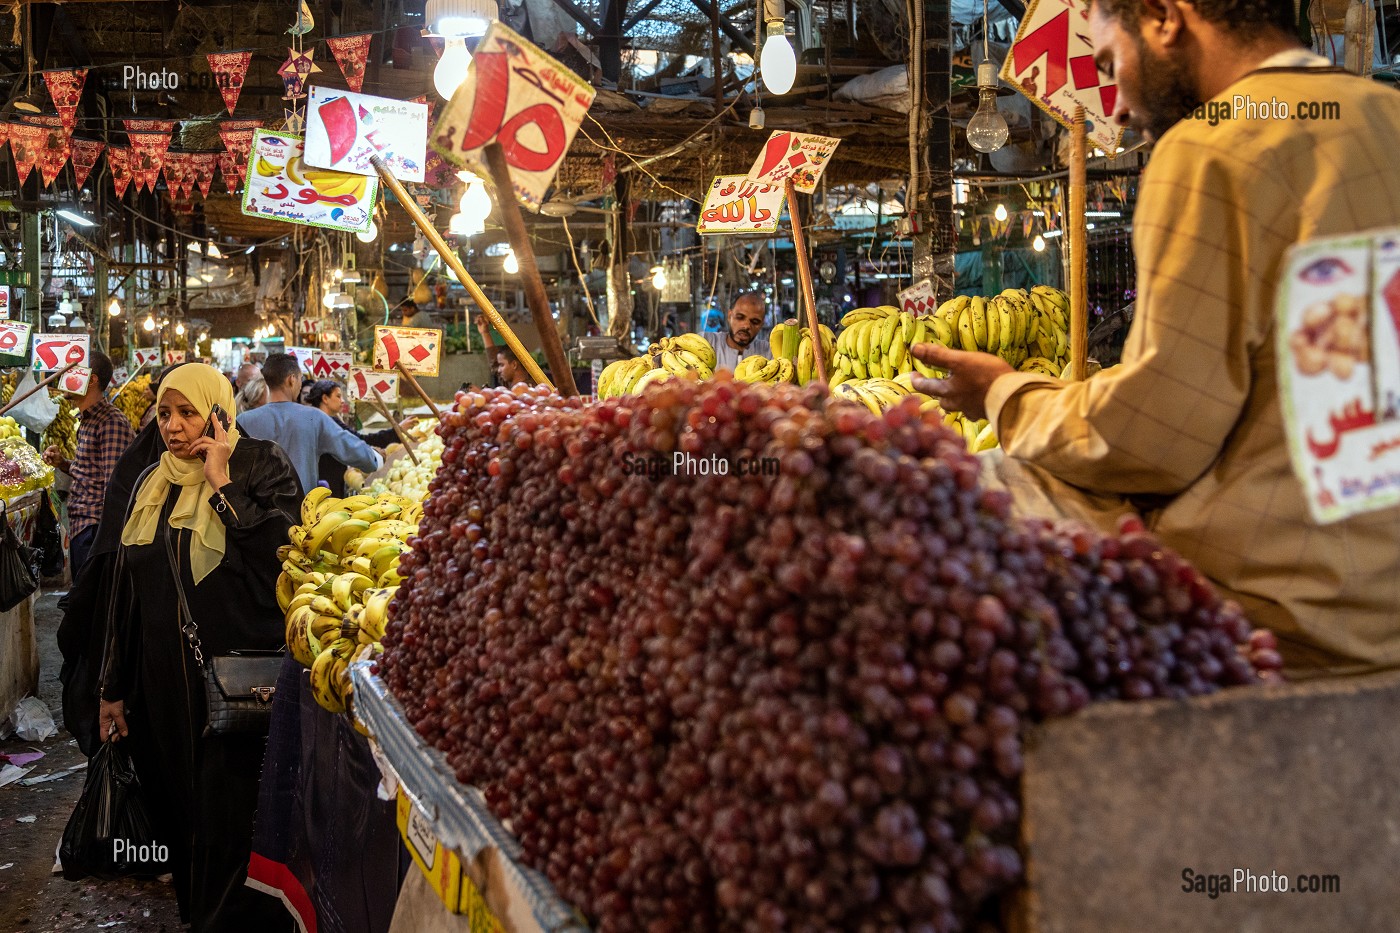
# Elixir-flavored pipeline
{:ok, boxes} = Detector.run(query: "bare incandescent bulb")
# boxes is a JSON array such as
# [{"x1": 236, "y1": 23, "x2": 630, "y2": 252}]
[
  {"x1": 966, "y1": 63, "x2": 1009, "y2": 153},
  {"x1": 759, "y1": 21, "x2": 796, "y2": 95}
]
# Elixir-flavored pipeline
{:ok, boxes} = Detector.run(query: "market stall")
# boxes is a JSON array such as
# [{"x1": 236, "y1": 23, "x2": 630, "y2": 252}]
[{"x1": 0, "y1": 413, "x2": 54, "y2": 718}]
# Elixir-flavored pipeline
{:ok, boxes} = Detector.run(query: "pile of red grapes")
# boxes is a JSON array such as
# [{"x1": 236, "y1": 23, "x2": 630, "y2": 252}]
[{"x1": 379, "y1": 377, "x2": 1280, "y2": 932}]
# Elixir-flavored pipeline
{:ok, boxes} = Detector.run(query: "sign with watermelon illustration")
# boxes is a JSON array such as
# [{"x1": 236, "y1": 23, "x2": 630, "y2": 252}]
[
  {"x1": 304, "y1": 86, "x2": 428, "y2": 182},
  {"x1": 241, "y1": 129, "x2": 377, "y2": 233},
  {"x1": 745, "y1": 131, "x2": 840, "y2": 194},
  {"x1": 373, "y1": 325, "x2": 441, "y2": 377}
]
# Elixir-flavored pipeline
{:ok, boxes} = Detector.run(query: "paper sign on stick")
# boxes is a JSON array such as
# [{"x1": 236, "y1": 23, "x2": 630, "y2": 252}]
[
  {"x1": 0, "y1": 286, "x2": 10, "y2": 319},
  {"x1": 33, "y1": 334, "x2": 89, "y2": 371},
  {"x1": 897, "y1": 279, "x2": 938, "y2": 317},
  {"x1": 1001, "y1": 0, "x2": 1124, "y2": 153},
  {"x1": 746, "y1": 132, "x2": 840, "y2": 194},
  {"x1": 59, "y1": 366, "x2": 91, "y2": 396},
  {"x1": 307, "y1": 349, "x2": 353, "y2": 379},
  {"x1": 165, "y1": 350, "x2": 187, "y2": 365},
  {"x1": 133, "y1": 347, "x2": 162, "y2": 368},
  {"x1": 1275, "y1": 225, "x2": 1400, "y2": 524},
  {"x1": 373, "y1": 326, "x2": 441, "y2": 377},
  {"x1": 0, "y1": 321, "x2": 32, "y2": 356},
  {"x1": 349, "y1": 367, "x2": 399, "y2": 403},
  {"x1": 241, "y1": 129, "x2": 377, "y2": 233},
  {"x1": 288, "y1": 346, "x2": 318, "y2": 373},
  {"x1": 431, "y1": 22, "x2": 596, "y2": 211},
  {"x1": 696, "y1": 175, "x2": 785, "y2": 236},
  {"x1": 304, "y1": 87, "x2": 428, "y2": 182}
]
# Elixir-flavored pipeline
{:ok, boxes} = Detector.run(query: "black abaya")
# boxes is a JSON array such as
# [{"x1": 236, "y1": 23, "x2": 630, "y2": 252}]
[{"x1": 101, "y1": 437, "x2": 302, "y2": 933}]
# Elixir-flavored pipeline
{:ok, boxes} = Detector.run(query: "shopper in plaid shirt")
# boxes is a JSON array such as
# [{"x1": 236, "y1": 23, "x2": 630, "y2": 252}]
[{"x1": 43, "y1": 351, "x2": 134, "y2": 579}]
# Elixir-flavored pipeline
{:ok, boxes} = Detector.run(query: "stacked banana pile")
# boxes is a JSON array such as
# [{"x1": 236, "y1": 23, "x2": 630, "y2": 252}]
[
  {"x1": 42, "y1": 396, "x2": 77, "y2": 462},
  {"x1": 0, "y1": 371, "x2": 20, "y2": 405},
  {"x1": 931, "y1": 286, "x2": 1072, "y2": 376},
  {"x1": 276, "y1": 488, "x2": 422, "y2": 714},
  {"x1": 595, "y1": 334, "x2": 719, "y2": 398},
  {"x1": 830, "y1": 306, "x2": 938, "y2": 384},
  {"x1": 830, "y1": 373, "x2": 933, "y2": 413},
  {"x1": 111, "y1": 374, "x2": 153, "y2": 429}
]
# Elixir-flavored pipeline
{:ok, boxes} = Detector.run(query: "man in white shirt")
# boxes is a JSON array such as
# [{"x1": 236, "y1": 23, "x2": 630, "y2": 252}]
[{"x1": 703, "y1": 292, "x2": 768, "y2": 373}]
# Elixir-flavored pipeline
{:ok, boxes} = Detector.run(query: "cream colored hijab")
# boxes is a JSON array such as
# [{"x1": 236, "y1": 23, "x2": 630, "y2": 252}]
[{"x1": 120, "y1": 363, "x2": 242, "y2": 584}]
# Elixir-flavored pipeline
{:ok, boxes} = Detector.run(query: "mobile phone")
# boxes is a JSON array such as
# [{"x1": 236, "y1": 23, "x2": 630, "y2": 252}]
[{"x1": 199, "y1": 405, "x2": 230, "y2": 460}]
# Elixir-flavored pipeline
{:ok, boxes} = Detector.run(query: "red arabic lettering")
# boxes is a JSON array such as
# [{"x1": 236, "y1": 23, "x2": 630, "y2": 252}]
[
  {"x1": 718, "y1": 179, "x2": 737, "y2": 198},
  {"x1": 1370, "y1": 435, "x2": 1400, "y2": 461},
  {"x1": 749, "y1": 198, "x2": 772, "y2": 224},
  {"x1": 513, "y1": 63, "x2": 566, "y2": 107},
  {"x1": 1306, "y1": 399, "x2": 1376, "y2": 460}
]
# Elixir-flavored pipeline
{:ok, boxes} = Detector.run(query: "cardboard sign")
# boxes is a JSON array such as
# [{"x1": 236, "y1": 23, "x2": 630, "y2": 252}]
[
  {"x1": 307, "y1": 349, "x2": 353, "y2": 379},
  {"x1": 431, "y1": 22, "x2": 595, "y2": 211},
  {"x1": 1001, "y1": 0, "x2": 1124, "y2": 154},
  {"x1": 0, "y1": 320, "x2": 31, "y2": 356},
  {"x1": 745, "y1": 131, "x2": 840, "y2": 194},
  {"x1": 349, "y1": 367, "x2": 399, "y2": 403},
  {"x1": 304, "y1": 87, "x2": 428, "y2": 182},
  {"x1": 897, "y1": 279, "x2": 938, "y2": 317},
  {"x1": 288, "y1": 346, "x2": 318, "y2": 373},
  {"x1": 112, "y1": 365, "x2": 130, "y2": 386},
  {"x1": 1275, "y1": 225, "x2": 1400, "y2": 524},
  {"x1": 33, "y1": 334, "x2": 89, "y2": 371},
  {"x1": 59, "y1": 366, "x2": 91, "y2": 396},
  {"x1": 241, "y1": 129, "x2": 378, "y2": 233},
  {"x1": 133, "y1": 347, "x2": 162, "y2": 369},
  {"x1": 696, "y1": 175, "x2": 785, "y2": 236},
  {"x1": 165, "y1": 349, "x2": 187, "y2": 365},
  {"x1": 0, "y1": 285, "x2": 10, "y2": 319},
  {"x1": 373, "y1": 325, "x2": 441, "y2": 377}
]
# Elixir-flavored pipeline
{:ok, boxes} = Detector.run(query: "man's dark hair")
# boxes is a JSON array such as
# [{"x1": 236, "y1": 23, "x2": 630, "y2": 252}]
[
  {"x1": 1091, "y1": 0, "x2": 1295, "y2": 34},
  {"x1": 261, "y1": 353, "x2": 302, "y2": 391},
  {"x1": 90, "y1": 350, "x2": 114, "y2": 391},
  {"x1": 731, "y1": 291, "x2": 765, "y2": 309}
]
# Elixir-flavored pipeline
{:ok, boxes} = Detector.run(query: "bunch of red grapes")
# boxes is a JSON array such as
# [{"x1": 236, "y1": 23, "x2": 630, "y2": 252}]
[{"x1": 379, "y1": 377, "x2": 1279, "y2": 932}]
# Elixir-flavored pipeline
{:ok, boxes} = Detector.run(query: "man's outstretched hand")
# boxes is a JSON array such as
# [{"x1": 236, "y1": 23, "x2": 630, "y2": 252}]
[{"x1": 910, "y1": 343, "x2": 1015, "y2": 422}]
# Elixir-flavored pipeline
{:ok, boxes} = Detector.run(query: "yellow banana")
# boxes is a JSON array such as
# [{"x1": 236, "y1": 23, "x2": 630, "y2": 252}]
[
  {"x1": 301, "y1": 487, "x2": 333, "y2": 527},
  {"x1": 969, "y1": 297, "x2": 989, "y2": 349}
]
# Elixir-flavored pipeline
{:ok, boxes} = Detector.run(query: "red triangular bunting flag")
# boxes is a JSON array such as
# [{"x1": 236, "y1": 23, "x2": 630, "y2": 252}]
[
  {"x1": 125, "y1": 119, "x2": 174, "y2": 193},
  {"x1": 207, "y1": 51, "x2": 252, "y2": 115},
  {"x1": 191, "y1": 152, "x2": 218, "y2": 198},
  {"x1": 6, "y1": 122, "x2": 42, "y2": 186},
  {"x1": 107, "y1": 146, "x2": 133, "y2": 198},
  {"x1": 42, "y1": 69, "x2": 86, "y2": 131},
  {"x1": 70, "y1": 138, "x2": 104, "y2": 189},
  {"x1": 29, "y1": 116, "x2": 71, "y2": 188},
  {"x1": 326, "y1": 33, "x2": 372, "y2": 92}
]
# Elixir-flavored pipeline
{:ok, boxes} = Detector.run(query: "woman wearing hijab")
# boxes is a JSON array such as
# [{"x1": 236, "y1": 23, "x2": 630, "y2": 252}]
[{"x1": 98, "y1": 364, "x2": 300, "y2": 932}]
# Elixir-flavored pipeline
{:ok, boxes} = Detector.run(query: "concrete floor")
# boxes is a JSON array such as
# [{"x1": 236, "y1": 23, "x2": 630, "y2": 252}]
[{"x1": 0, "y1": 592, "x2": 183, "y2": 933}]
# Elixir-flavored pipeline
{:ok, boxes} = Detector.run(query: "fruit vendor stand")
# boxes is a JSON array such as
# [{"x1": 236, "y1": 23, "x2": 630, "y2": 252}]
[{"x1": 0, "y1": 422, "x2": 54, "y2": 719}]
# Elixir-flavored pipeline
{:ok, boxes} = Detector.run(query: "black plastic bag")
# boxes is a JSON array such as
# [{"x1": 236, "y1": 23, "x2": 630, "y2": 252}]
[
  {"x1": 59, "y1": 740, "x2": 169, "y2": 880},
  {"x1": 0, "y1": 503, "x2": 38, "y2": 612}
]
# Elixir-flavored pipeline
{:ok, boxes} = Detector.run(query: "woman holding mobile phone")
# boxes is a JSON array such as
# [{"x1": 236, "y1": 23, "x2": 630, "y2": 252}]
[{"x1": 98, "y1": 364, "x2": 300, "y2": 932}]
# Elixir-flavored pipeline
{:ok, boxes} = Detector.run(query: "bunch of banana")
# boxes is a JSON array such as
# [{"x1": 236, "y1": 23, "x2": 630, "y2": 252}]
[
  {"x1": 0, "y1": 371, "x2": 20, "y2": 405},
  {"x1": 733, "y1": 355, "x2": 795, "y2": 384},
  {"x1": 830, "y1": 375, "x2": 935, "y2": 415},
  {"x1": 832, "y1": 306, "x2": 935, "y2": 385},
  {"x1": 41, "y1": 395, "x2": 77, "y2": 462},
  {"x1": 596, "y1": 357, "x2": 654, "y2": 398},
  {"x1": 595, "y1": 334, "x2": 719, "y2": 399},
  {"x1": 939, "y1": 408, "x2": 999, "y2": 453},
  {"x1": 920, "y1": 286, "x2": 1072, "y2": 375},
  {"x1": 767, "y1": 320, "x2": 836, "y2": 386},
  {"x1": 111, "y1": 374, "x2": 153, "y2": 429},
  {"x1": 309, "y1": 617, "x2": 362, "y2": 714},
  {"x1": 287, "y1": 156, "x2": 369, "y2": 201}
]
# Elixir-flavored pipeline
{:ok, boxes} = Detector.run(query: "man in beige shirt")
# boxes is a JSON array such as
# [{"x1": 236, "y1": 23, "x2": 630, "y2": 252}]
[{"x1": 916, "y1": 0, "x2": 1400, "y2": 678}]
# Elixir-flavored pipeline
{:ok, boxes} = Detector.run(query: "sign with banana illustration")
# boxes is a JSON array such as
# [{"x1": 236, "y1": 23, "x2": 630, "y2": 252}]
[
  {"x1": 745, "y1": 131, "x2": 841, "y2": 194},
  {"x1": 373, "y1": 325, "x2": 442, "y2": 377},
  {"x1": 32, "y1": 334, "x2": 89, "y2": 372},
  {"x1": 696, "y1": 175, "x2": 785, "y2": 236},
  {"x1": 431, "y1": 22, "x2": 596, "y2": 210},
  {"x1": 304, "y1": 87, "x2": 428, "y2": 182},
  {"x1": 348, "y1": 367, "x2": 399, "y2": 403},
  {"x1": 1276, "y1": 225, "x2": 1400, "y2": 523},
  {"x1": 241, "y1": 129, "x2": 378, "y2": 233}
]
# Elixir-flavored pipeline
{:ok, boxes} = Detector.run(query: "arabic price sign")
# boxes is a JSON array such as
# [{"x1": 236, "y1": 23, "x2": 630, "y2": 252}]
[
  {"x1": 696, "y1": 175, "x2": 785, "y2": 236},
  {"x1": 133, "y1": 347, "x2": 162, "y2": 369},
  {"x1": 348, "y1": 367, "x2": 399, "y2": 404},
  {"x1": 1276, "y1": 225, "x2": 1400, "y2": 524},
  {"x1": 33, "y1": 334, "x2": 89, "y2": 371},
  {"x1": 241, "y1": 129, "x2": 378, "y2": 233},
  {"x1": 112, "y1": 366, "x2": 130, "y2": 385},
  {"x1": 304, "y1": 87, "x2": 428, "y2": 182},
  {"x1": 745, "y1": 131, "x2": 841, "y2": 194},
  {"x1": 431, "y1": 22, "x2": 596, "y2": 211},
  {"x1": 288, "y1": 346, "x2": 318, "y2": 374},
  {"x1": 0, "y1": 285, "x2": 9, "y2": 319},
  {"x1": 307, "y1": 349, "x2": 353, "y2": 379},
  {"x1": 897, "y1": 279, "x2": 938, "y2": 317},
  {"x1": 0, "y1": 321, "x2": 31, "y2": 357},
  {"x1": 59, "y1": 366, "x2": 91, "y2": 396},
  {"x1": 373, "y1": 325, "x2": 441, "y2": 377},
  {"x1": 1000, "y1": 0, "x2": 1123, "y2": 153},
  {"x1": 165, "y1": 349, "x2": 187, "y2": 365}
]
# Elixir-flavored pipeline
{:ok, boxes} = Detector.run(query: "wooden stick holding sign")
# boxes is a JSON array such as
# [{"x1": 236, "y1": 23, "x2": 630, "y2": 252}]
[
  {"x1": 108, "y1": 360, "x2": 150, "y2": 401},
  {"x1": 1068, "y1": 106, "x2": 1089, "y2": 382},
  {"x1": 368, "y1": 154, "x2": 551, "y2": 390},
  {"x1": 395, "y1": 361, "x2": 445, "y2": 425},
  {"x1": 784, "y1": 179, "x2": 829, "y2": 384},
  {"x1": 483, "y1": 142, "x2": 578, "y2": 397},
  {"x1": 0, "y1": 363, "x2": 77, "y2": 417},
  {"x1": 369, "y1": 385, "x2": 419, "y2": 466}
]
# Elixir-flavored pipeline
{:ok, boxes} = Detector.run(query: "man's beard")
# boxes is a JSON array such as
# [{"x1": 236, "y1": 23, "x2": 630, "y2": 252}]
[
  {"x1": 730, "y1": 329, "x2": 756, "y2": 348},
  {"x1": 1133, "y1": 41, "x2": 1202, "y2": 141}
]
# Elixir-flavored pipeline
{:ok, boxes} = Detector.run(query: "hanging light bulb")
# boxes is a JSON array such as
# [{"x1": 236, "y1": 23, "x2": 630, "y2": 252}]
[
  {"x1": 967, "y1": 63, "x2": 1010, "y2": 153},
  {"x1": 449, "y1": 211, "x2": 484, "y2": 237},
  {"x1": 108, "y1": 297, "x2": 122, "y2": 317},
  {"x1": 503, "y1": 248, "x2": 519, "y2": 274},
  {"x1": 459, "y1": 173, "x2": 492, "y2": 223},
  {"x1": 759, "y1": 20, "x2": 797, "y2": 95},
  {"x1": 175, "y1": 321, "x2": 186, "y2": 336},
  {"x1": 323, "y1": 289, "x2": 338, "y2": 308},
  {"x1": 206, "y1": 242, "x2": 223, "y2": 259},
  {"x1": 651, "y1": 265, "x2": 668, "y2": 290},
  {"x1": 1032, "y1": 234, "x2": 1046, "y2": 252},
  {"x1": 434, "y1": 38, "x2": 473, "y2": 101},
  {"x1": 143, "y1": 314, "x2": 156, "y2": 332},
  {"x1": 994, "y1": 203, "x2": 1009, "y2": 222},
  {"x1": 357, "y1": 220, "x2": 379, "y2": 243}
]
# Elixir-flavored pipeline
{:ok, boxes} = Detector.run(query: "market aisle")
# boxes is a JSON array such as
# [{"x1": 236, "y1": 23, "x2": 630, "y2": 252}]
[{"x1": 0, "y1": 593, "x2": 182, "y2": 933}]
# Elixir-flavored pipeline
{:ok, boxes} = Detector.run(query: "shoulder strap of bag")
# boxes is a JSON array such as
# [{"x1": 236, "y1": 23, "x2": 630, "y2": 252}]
[{"x1": 160, "y1": 518, "x2": 208, "y2": 673}]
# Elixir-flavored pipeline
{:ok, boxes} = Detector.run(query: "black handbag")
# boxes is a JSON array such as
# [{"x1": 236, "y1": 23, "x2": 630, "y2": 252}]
[
  {"x1": 162, "y1": 516, "x2": 283, "y2": 737},
  {"x1": 0, "y1": 499, "x2": 39, "y2": 612}
]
